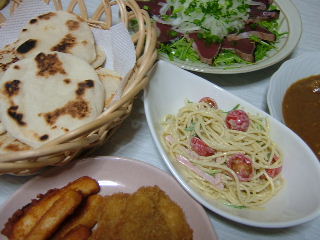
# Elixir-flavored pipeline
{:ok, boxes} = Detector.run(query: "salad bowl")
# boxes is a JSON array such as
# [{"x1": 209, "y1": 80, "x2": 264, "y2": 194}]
[
  {"x1": 157, "y1": 0, "x2": 302, "y2": 74},
  {"x1": 144, "y1": 60, "x2": 320, "y2": 228}
]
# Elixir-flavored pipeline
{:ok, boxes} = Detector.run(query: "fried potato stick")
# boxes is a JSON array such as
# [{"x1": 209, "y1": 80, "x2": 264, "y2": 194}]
[
  {"x1": 57, "y1": 225, "x2": 91, "y2": 240},
  {"x1": 52, "y1": 194, "x2": 104, "y2": 239},
  {"x1": 2, "y1": 176, "x2": 100, "y2": 240},
  {"x1": 24, "y1": 190, "x2": 83, "y2": 240}
]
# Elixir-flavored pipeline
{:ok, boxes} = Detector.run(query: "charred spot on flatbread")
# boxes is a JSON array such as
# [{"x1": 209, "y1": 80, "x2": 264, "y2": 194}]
[
  {"x1": 13, "y1": 65, "x2": 20, "y2": 70},
  {"x1": 51, "y1": 34, "x2": 76, "y2": 53},
  {"x1": 22, "y1": 29, "x2": 27, "y2": 32},
  {"x1": 7, "y1": 106, "x2": 26, "y2": 126},
  {"x1": 38, "y1": 12, "x2": 56, "y2": 20},
  {"x1": 0, "y1": 57, "x2": 19, "y2": 72},
  {"x1": 5, "y1": 142, "x2": 31, "y2": 151},
  {"x1": 66, "y1": 20, "x2": 80, "y2": 30},
  {"x1": 64, "y1": 78, "x2": 71, "y2": 84},
  {"x1": 35, "y1": 52, "x2": 66, "y2": 77},
  {"x1": 16, "y1": 39, "x2": 37, "y2": 54},
  {"x1": 4, "y1": 80, "x2": 21, "y2": 97},
  {"x1": 29, "y1": 19, "x2": 37, "y2": 24},
  {"x1": 39, "y1": 134, "x2": 49, "y2": 141},
  {"x1": 42, "y1": 99, "x2": 90, "y2": 126},
  {"x1": 76, "y1": 80, "x2": 94, "y2": 96}
]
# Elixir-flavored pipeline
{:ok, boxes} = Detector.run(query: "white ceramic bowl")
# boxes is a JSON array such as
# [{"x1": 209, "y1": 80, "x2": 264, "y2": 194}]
[
  {"x1": 267, "y1": 52, "x2": 320, "y2": 122},
  {"x1": 144, "y1": 60, "x2": 320, "y2": 228}
]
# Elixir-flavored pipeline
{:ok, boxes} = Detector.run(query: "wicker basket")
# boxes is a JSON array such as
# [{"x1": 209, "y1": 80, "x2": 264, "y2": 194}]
[{"x1": 0, "y1": 0, "x2": 157, "y2": 175}]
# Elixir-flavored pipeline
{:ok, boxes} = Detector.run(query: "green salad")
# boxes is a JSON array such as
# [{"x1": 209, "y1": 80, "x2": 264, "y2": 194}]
[{"x1": 138, "y1": 0, "x2": 288, "y2": 67}]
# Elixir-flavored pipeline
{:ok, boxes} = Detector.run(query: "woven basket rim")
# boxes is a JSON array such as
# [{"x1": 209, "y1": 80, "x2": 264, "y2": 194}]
[{"x1": 0, "y1": 0, "x2": 158, "y2": 175}]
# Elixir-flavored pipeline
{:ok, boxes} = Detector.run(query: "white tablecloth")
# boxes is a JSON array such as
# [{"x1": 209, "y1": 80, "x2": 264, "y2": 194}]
[{"x1": 0, "y1": 0, "x2": 319, "y2": 239}]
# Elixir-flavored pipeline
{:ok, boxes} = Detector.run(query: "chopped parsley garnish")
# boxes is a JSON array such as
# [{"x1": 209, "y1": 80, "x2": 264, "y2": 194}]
[
  {"x1": 198, "y1": 31, "x2": 222, "y2": 44},
  {"x1": 143, "y1": 5, "x2": 150, "y2": 11}
]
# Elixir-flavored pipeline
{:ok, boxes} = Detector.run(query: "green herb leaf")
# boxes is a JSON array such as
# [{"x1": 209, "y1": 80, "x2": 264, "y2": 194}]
[
  {"x1": 208, "y1": 169, "x2": 221, "y2": 176},
  {"x1": 185, "y1": 122, "x2": 195, "y2": 132}
]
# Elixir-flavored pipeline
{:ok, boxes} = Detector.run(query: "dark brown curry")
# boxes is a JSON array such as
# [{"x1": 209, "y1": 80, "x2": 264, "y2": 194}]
[{"x1": 282, "y1": 75, "x2": 320, "y2": 159}]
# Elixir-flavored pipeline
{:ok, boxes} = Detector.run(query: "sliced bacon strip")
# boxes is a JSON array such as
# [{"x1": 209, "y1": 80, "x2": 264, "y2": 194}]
[
  {"x1": 227, "y1": 24, "x2": 276, "y2": 42},
  {"x1": 177, "y1": 155, "x2": 224, "y2": 190},
  {"x1": 188, "y1": 33, "x2": 221, "y2": 65},
  {"x1": 221, "y1": 38, "x2": 256, "y2": 62}
]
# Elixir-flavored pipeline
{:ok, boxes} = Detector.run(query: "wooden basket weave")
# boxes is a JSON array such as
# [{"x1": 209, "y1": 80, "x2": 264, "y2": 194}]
[{"x1": 0, "y1": 0, "x2": 157, "y2": 175}]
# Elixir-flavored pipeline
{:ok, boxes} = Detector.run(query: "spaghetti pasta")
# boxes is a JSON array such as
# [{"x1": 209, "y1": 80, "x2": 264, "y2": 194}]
[{"x1": 161, "y1": 98, "x2": 284, "y2": 208}]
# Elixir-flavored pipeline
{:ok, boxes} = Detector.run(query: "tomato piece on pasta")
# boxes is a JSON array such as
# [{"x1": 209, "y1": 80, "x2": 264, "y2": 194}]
[
  {"x1": 225, "y1": 109, "x2": 250, "y2": 132},
  {"x1": 190, "y1": 137, "x2": 216, "y2": 156},
  {"x1": 265, "y1": 156, "x2": 282, "y2": 178},
  {"x1": 199, "y1": 97, "x2": 218, "y2": 109},
  {"x1": 227, "y1": 154, "x2": 254, "y2": 181}
]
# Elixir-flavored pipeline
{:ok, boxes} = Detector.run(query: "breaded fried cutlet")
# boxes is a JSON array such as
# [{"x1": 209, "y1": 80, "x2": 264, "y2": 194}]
[
  {"x1": 89, "y1": 193, "x2": 130, "y2": 240},
  {"x1": 92, "y1": 186, "x2": 193, "y2": 240}
]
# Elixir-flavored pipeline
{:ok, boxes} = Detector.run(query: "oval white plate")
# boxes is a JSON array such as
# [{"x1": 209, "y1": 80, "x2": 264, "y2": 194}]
[
  {"x1": 267, "y1": 52, "x2": 320, "y2": 122},
  {"x1": 159, "y1": 0, "x2": 302, "y2": 74},
  {"x1": 144, "y1": 60, "x2": 320, "y2": 228},
  {"x1": 0, "y1": 156, "x2": 218, "y2": 240}
]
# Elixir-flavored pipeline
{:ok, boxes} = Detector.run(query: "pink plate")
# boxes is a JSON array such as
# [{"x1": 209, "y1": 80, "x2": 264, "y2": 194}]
[{"x1": 0, "y1": 156, "x2": 218, "y2": 240}]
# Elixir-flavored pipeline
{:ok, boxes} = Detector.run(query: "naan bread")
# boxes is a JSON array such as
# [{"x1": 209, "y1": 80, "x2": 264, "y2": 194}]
[
  {"x1": 0, "y1": 132, "x2": 31, "y2": 154},
  {"x1": 91, "y1": 45, "x2": 106, "y2": 69},
  {"x1": 96, "y1": 68, "x2": 122, "y2": 108},
  {"x1": 15, "y1": 11, "x2": 96, "y2": 63},
  {"x1": 0, "y1": 51, "x2": 105, "y2": 147},
  {"x1": 0, "y1": 43, "x2": 20, "y2": 80}
]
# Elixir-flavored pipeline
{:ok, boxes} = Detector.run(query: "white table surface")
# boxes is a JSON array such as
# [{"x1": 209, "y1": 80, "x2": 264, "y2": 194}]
[{"x1": 0, "y1": 0, "x2": 319, "y2": 239}]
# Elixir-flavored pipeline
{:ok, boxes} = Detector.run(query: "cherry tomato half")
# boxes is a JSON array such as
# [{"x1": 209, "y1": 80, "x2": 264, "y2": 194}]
[
  {"x1": 227, "y1": 154, "x2": 254, "y2": 182},
  {"x1": 265, "y1": 156, "x2": 282, "y2": 178},
  {"x1": 190, "y1": 137, "x2": 216, "y2": 156},
  {"x1": 226, "y1": 109, "x2": 250, "y2": 132},
  {"x1": 199, "y1": 97, "x2": 218, "y2": 109}
]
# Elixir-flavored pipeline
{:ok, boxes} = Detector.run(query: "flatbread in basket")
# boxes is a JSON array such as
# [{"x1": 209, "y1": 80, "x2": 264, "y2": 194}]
[{"x1": 0, "y1": 0, "x2": 157, "y2": 175}]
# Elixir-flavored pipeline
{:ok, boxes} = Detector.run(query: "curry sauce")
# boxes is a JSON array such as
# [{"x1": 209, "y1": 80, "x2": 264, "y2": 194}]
[{"x1": 282, "y1": 75, "x2": 320, "y2": 159}]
